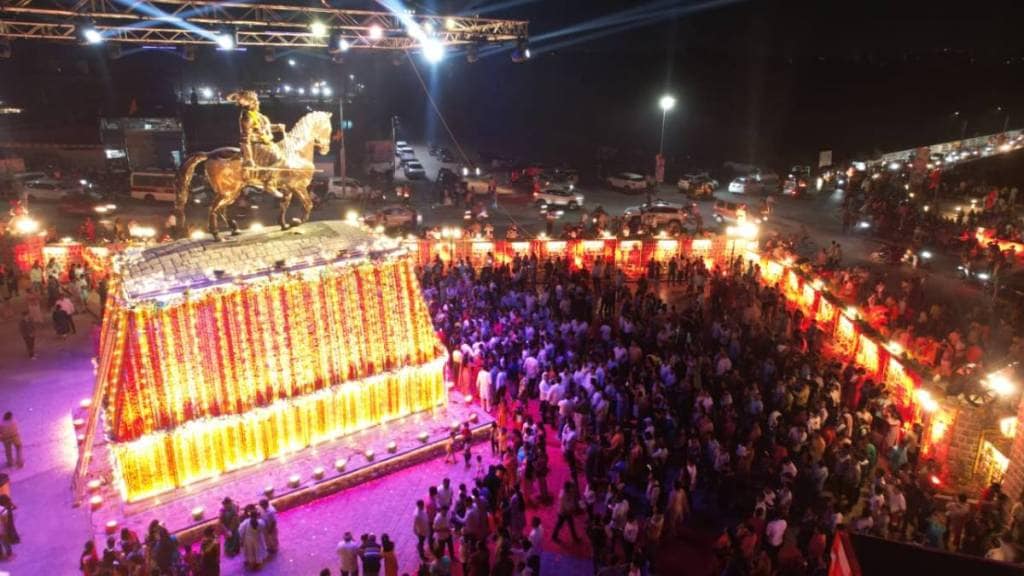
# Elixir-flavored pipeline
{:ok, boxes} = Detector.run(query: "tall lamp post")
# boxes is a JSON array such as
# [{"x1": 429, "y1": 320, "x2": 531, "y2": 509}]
[
  {"x1": 656, "y1": 94, "x2": 676, "y2": 186},
  {"x1": 658, "y1": 94, "x2": 676, "y2": 156}
]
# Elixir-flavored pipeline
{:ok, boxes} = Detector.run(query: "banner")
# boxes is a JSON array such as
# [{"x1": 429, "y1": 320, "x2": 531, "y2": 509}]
[{"x1": 818, "y1": 150, "x2": 833, "y2": 168}]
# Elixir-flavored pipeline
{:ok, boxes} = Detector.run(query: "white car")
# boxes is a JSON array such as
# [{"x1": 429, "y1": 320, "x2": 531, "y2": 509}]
[
  {"x1": 607, "y1": 172, "x2": 649, "y2": 192},
  {"x1": 533, "y1": 186, "x2": 584, "y2": 210},
  {"x1": 728, "y1": 177, "x2": 760, "y2": 194},
  {"x1": 326, "y1": 177, "x2": 366, "y2": 199},
  {"x1": 363, "y1": 204, "x2": 421, "y2": 230},
  {"x1": 403, "y1": 161, "x2": 426, "y2": 180},
  {"x1": 623, "y1": 200, "x2": 691, "y2": 232},
  {"x1": 21, "y1": 178, "x2": 84, "y2": 201}
]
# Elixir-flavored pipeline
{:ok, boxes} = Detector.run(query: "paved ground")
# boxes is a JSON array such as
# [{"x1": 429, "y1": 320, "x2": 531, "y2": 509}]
[
  {"x1": 0, "y1": 304, "x2": 97, "y2": 574},
  {"x1": 214, "y1": 427, "x2": 595, "y2": 576}
]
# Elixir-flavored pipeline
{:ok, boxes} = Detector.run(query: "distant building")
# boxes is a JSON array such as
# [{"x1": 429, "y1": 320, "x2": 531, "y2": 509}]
[{"x1": 100, "y1": 117, "x2": 184, "y2": 172}]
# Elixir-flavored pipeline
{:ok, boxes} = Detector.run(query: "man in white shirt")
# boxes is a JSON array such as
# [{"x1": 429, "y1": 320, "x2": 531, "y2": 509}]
[
  {"x1": 437, "y1": 478, "x2": 454, "y2": 509},
  {"x1": 546, "y1": 380, "x2": 563, "y2": 426},
  {"x1": 411, "y1": 500, "x2": 432, "y2": 561},
  {"x1": 476, "y1": 366, "x2": 493, "y2": 412},
  {"x1": 527, "y1": 516, "x2": 544, "y2": 558},
  {"x1": 336, "y1": 531, "x2": 360, "y2": 576},
  {"x1": 433, "y1": 505, "x2": 455, "y2": 559},
  {"x1": 538, "y1": 377, "x2": 553, "y2": 426}
]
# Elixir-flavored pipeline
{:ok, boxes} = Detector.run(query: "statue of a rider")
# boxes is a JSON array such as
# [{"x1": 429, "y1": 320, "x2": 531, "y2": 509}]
[{"x1": 226, "y1": 90, "x2": 285, "y2": 172}]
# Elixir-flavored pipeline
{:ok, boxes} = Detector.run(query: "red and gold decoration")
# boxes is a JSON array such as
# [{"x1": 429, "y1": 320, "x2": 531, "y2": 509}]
[
  {"x1": 404, "y1": 235, "x2": 730, "y2": 278},
  {"x1": 745, "y1": 251, "x2": 956, "y2": 474},
  {"x1": 97, "y1": 249, "x2": 446, "y2": 502}
]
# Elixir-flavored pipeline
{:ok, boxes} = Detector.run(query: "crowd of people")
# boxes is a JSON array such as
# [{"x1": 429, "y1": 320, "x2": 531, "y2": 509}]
[
  {"x1": 0, "y1": 258, "x2": 109, "y2": 359},
  {"x1": 415, "y1": 251, "x2": 1024, "y2": 575},
  {"x1": 772, "y1": 167, "x2": 1024, "y2": 379},
  {"x1": 78, "y1": 497, "x2": 278, "y2": 575},
  {"x1": 66, "y1": 246, "x2": 1024, "y2": 575}
]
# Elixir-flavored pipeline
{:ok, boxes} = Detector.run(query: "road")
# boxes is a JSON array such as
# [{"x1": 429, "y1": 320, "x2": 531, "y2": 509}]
[{"x1": 26, "y1": 142, "x2": 1015, "y2": 327}]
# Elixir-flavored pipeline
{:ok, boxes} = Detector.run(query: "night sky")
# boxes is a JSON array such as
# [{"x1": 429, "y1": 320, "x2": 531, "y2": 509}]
[{"x1": 1, "y1": 0, "x2": 1022, "y2": 177}]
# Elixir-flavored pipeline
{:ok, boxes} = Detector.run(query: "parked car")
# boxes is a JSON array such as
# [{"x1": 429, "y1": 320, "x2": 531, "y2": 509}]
[
  {"x1": 623, "y1": 200, "x2": 692, "y2": 233},
  {"x1": 21, "y1": 178, "x2": 84, "y2": 201},
  {"x1": 677, "y1": 173, "x2": 718, "y2": 197},
  {"x1": 541, "y1": 168, "x2": 579, "y2": 186},
  {"x1": 606, "y1": 172, "x2": 648, "y2": 192},
  {"x1": 712, "y1": 199, "x2": 748, "y2": 223},
  {"x1": 403, "y1": 161, "x2": 426, "y2": 180},
  {"x1": 782, "y1": 176, "x2": 809, "y2": 196},
  {"x1": 728, "y1": 176, "x2": 757, "y2": 194},
  {"x1": 730, "y1": 172, "x2": 781, "y2": 195},
  {"x1": 59, "y1": 192, "x2": 118, "y2": 216},
  {"x1": 437, "y1": 167, "x2": 459, "y2": 187},
  {"x1": 398, "y1": 150, "x2": 417, "y2": 164},
  {"x1": 363, "y1": 204, "x2": 421, "y2": 230},
  {"x1": 326, "y1": 177, "x2": 367, "y2": 199},
  {"x1": 533, "y1": 186, "x2": 584, "y2": 210}
]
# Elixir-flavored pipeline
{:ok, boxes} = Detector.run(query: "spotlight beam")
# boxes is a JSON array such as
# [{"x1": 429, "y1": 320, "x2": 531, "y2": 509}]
[
  {"x1": 111, "y1": 0, "x2": 220, "y2": 42},
  {"x1": 458, "y1": 0, "x2": 543, "y2": 17},
  {"x1": 483, "y1": 0, "x2": 746, "y2": 59}
]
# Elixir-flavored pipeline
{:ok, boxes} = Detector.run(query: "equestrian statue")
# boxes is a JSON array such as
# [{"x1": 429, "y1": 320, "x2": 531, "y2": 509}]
[{"x1": 174, "y1": 90, "x2": 332, "y2": 240}]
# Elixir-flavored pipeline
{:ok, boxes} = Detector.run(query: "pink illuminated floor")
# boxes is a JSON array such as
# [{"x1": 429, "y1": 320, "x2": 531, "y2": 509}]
[{"x1": 84, "y1": 394, "x2": 494, "y2": 541}]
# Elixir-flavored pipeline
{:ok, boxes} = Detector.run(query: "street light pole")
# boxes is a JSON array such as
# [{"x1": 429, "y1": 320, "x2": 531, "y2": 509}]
[
  {"x1": 658, "y1": 94, "x2": 676, "y2": 156},
  {"x1": 659, "y1": 108, "x2": 668, "y2": 156},
  {"x1": 337, "y1": 95, "x2": 346, "y2": 179},
  {"x1": 657, "y1": 94, "x2": 676, "y2": 185}
]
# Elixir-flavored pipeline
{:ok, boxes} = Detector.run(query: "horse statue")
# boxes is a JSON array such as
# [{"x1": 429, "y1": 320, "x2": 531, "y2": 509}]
[{"x1": 174, "y1": 110, "x2": 333, "y2": 240}]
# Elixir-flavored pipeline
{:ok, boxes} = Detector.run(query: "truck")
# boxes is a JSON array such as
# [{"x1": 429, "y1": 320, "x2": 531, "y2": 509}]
[{"x1": 365, "y1": 140, "x2": 395, "y2": 177}]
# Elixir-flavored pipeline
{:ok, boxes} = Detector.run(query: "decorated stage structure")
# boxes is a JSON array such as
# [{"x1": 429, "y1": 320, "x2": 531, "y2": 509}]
[{"x1": 76, "y1": 221, "x2": 448, "y2": 503}]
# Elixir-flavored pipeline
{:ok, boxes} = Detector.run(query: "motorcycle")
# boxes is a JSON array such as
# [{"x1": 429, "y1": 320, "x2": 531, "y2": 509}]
[
  {"x1": 956, "y1": 260, "x2": 994, "y2": 286},
  {"x1": 869, "y1": 244, "x2": 903, "y2": 265},
  {"x1": 901, "y1": 247, "x2": 934, "y2": 270}
]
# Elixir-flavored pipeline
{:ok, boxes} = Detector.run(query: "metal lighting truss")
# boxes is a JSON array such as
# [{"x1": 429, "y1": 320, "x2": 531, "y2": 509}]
[{"x1": 0, "y1": 0, "x2": 528, "y2": 49}]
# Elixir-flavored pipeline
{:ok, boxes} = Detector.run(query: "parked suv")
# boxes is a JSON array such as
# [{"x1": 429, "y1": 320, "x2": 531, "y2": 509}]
[
  {"x1": 623, "y1": 200, "x2": 692, "y2": 233},
  {"x1": 677, "y1": 172, "x2": 718, "y2": 198}
]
